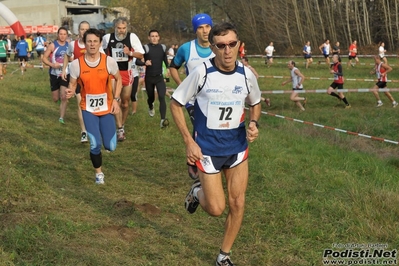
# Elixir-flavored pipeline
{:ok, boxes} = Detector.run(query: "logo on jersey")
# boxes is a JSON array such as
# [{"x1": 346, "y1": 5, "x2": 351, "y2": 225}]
[
  {"x1": 116, "y1": 42, "x2": 123, "y2": 50},
  {"x1": 205, "y1": 88, "x2": 223, "y2": 94},
  {"x1": 232, "y1": 85, "x2": 243, "y2": 94}
]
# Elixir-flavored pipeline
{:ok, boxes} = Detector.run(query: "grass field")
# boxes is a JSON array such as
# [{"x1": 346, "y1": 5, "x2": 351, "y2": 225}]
[{"x1": 0, "y1": 56, "x2": 399, "y2": 266}]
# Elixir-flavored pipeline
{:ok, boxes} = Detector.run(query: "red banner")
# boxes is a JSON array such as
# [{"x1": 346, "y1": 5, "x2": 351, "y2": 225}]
[
  {"x1": 23, "y1": 25, "x2": 33, "y2": 34},
  {"x1": 0, "y1": 25, "x2": 59, "y2": 34},
  {"x1": 36, "y1": 25, "x2": 57, "y2": 34},
  {"x1": 0, "y1": 26, "x2": 12, "y2": 34}
]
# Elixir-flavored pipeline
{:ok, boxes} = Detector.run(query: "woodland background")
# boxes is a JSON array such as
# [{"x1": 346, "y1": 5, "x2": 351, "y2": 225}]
[{"x1": 102, "y1": 0, "x2": 399, "y2": 55}]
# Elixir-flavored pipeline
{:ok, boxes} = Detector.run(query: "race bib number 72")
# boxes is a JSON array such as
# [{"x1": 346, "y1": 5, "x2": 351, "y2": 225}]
[{"x1": 206, "y1": 100, "x2": 243, "y2": 130}]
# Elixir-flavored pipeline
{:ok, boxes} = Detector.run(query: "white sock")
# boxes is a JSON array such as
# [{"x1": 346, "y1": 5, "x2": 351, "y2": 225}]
[{"x1": 193, "y1": 187, "x2": 201, "y2": 200}]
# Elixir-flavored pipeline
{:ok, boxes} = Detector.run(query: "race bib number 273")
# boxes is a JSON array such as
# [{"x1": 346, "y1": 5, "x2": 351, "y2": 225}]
[{"x1": 86, "y1": 93, "x2": 108, "y2": 113}]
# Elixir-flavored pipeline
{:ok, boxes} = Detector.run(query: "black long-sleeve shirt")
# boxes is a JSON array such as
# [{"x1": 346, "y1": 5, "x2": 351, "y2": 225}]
[{"x1": 143, "y1": 43, "x2": 168, "y2": 76}]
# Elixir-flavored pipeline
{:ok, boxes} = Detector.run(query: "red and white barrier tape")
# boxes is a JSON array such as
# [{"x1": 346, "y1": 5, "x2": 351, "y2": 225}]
[
  {"x1": 262, "y1": 111, "x2": 398, "y2": 145},
  {"x1": 261, "y1": 88, "x2": 399, "y2": 94},
  {"x1": 252, "y1": 60, "x2": 397, "y2": 66},
  {"x1": 248, "y1": 54, "x2": 398, "y2": 58},
  {"x1": 259, "y1": 75, "x2": 399, "y2": 83}
]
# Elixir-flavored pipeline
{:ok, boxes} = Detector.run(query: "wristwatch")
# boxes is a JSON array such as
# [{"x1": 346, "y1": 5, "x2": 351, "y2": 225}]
[
  {"x1": 114, "y1": 97, "x2": 121, "y2": 102},
  {"x1": 249, "y1": 120, "x2": 259, "y2": 128}
]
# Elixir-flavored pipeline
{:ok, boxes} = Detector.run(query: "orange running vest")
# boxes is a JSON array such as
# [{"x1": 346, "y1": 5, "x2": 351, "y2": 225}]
[{"x1": 78, "y1": 53, "x2": 113, "y2": 116}]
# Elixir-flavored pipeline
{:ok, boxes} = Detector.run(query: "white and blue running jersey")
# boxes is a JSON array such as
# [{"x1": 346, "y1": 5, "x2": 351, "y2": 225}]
[
  {"x1": 322, "y1": 43, "x2": 330, "y2": 55},
  {"x1": 185, "y1": 39, "x2": 214, "y2": 75},
  {"x1": 173, "y1": 39, "x2": 214, "y2": 76},
  {"x1": 172, "y1": 59, "x2": 261, "y2": 156}
]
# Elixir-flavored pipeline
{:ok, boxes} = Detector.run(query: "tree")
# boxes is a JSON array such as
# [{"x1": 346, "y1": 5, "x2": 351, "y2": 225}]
[{"x1": 104, "y1": 0, "x2": 399, "y2": 54}]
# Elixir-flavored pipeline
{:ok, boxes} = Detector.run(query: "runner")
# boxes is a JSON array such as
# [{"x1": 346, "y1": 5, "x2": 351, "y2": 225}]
[
  {"x1": 42, "y1": 27, "x2": 69, "y2": 124},
  {"x1": 66, "y1": 28, "x2": 122, "y2": 184},
  {"x1": 15, "y1": 35, "x2": 29, "y2": 74},
  {"x1": 303, "y1": 41, "x2": 313, "y2": 69},
  {"x1": 282, "y1": 60, "x2": 307, "y2": 111},
  {"x1": 347, "y1": 40, "x2": 359, "y2": 68},
  {"x1": 370, "y1": 55, "x2": 397, "y2": 108},
  {"x1": 33, "y1": 32, "x2": 47, "y2": 68},
  {"x1": 318, "y1": 39, "x2": 331, "y2": 66},
  {"x1": 327, "y1": 54, "x2": 351, "y2": 108},
  {"x1": 0, "y1": 34, "x2": 8, "y2": 80},
  {"x1": 170, "y1": 22, "x2": 261, "y2": 266},
  {"x1": 169, "y1": 13, "x2": 214, "y2": 180},
  {"x1": 142, "y1": 29, "x2": 169, "y2": 128},
  {"x1": 264, "y1": 41, "x2": 275, "y2": 67},
  {"x1": 102, "y1": 17, "x2": 144, "y2": 141}
]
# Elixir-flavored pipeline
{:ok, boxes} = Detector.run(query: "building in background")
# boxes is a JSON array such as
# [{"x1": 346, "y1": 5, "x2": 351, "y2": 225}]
[{"x1": 0, "y1": 0, "x2": 124, "y2": 36}]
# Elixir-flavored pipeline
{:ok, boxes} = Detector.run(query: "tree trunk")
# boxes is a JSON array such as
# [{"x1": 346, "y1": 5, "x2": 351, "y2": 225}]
[
  {"x1": 315, "y1": 0, "x2": 326, "y2": 41},
  {"x1": 292, "y1": 0, "x2": 305, "y2": 44},
  {"x1": 345, "y1": 0, "x2": 352, "y2": 49}
]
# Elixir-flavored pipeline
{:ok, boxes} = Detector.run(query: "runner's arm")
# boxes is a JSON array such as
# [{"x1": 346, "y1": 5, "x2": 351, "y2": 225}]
[
  {"x1": 62, "y1": 43, "x2": 73, "y2": 80},
  {"x1": 129, "y1": 33, "x2": 144, "y2": 60},
  {"x1": 382, "y1": 63, "x2": 392, "y2": 75},
  {"x1": 170, "y1": 99, "x2": 203, "y2": 164},
  {"x1": 333, "y1": 64, "x2": 343, "y2": 76},
  {"x1": 295, "y1": 69, "x2": 305, "y2": 85},
  {"x1": 169, "y1": 60, "x2": 182, "y2": 85},
  {"x1": 41, "y1": 43, "x2": 55, "y2": 68}
]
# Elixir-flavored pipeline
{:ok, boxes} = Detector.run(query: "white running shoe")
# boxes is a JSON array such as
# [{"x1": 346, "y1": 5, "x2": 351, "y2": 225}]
[
  {"x1": 216, "y1": 254, "x2": 235, "y2": 266},
  {"x1": 117, "y1": 128, "x2": 125, "y2": 142},
  {"x1": 376, "y1": 102, "x2": 383, "y2": 107},
  {"x1": 149, "y1": 108, "x2": 155, "y2": 117},
  {"x1": 264, "y1": 98, "x2": 271, "y2": 107},
  {"x1": 185, "y1": 179, "x2": 201, "y2": 214},
  {"x1": 160, "y1": 118, "x2": 169, "y2": 128},
  {"x1": 393, "y1": 102, "x2": 398, "y2": 108},
  {"x1": 81, "y1": 131, "x2": 88, "y2": 143},
  {"x1": 95, "y1": 172, "x2": 105, "y2": 184}
]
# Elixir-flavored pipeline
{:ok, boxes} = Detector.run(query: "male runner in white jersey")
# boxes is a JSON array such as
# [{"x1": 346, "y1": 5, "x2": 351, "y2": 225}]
[
  {"x1": 169, "y1": 13, "x2": 214, "y2": 180},
  {"x1": 303, "y1": 41, "x2": 313, "y2": 69},
  {"x1": 319, "y1": 39, "x2": 331, "y2": 67},
  {"x1": 102, "y1": 17, "x2": 144, "y2": 141},
  {"x1": 282, "y1": 60, "x2": 307, "y2": 111},
  {"x1": 170, "y1": 22, "x2": 261, "y2": 266},
  {"x1": 370, "y1": 55, "x2": 397, "y2": 108},
  {"x1": 264, "y1": 41, "x2": 275, "y2": 67}
]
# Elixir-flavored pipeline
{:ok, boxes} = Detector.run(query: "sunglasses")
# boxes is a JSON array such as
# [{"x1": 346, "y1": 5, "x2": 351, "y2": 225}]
[{"x1": 212, "y1": 40, "x2": 239, "y2": 50}]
